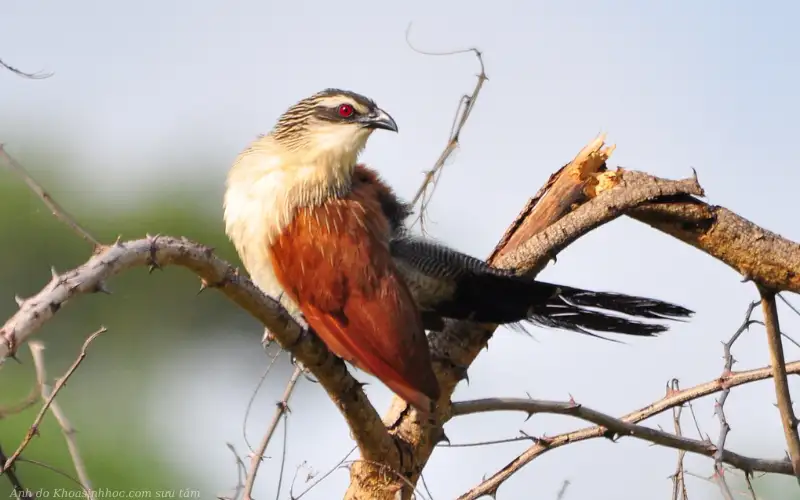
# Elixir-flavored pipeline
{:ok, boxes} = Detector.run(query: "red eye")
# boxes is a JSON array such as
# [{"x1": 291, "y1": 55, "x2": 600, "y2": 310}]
[{"x1": 337, "y1": 104, "x2": 354, "y2": 118}]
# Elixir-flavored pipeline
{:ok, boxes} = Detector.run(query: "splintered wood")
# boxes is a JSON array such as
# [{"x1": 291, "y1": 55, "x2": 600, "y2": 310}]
[{"x1": 488, "y1": 134, "x2": 616, "y2": 264}]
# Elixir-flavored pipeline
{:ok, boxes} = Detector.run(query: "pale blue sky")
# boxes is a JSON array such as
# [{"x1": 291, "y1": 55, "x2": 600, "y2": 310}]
[{"x1": 2, "y1": 1, "x2": 799, "y2": 499}]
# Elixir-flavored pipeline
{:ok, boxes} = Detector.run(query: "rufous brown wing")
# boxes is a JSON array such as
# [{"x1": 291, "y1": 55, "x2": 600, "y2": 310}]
[{"x1": 268, "y1": 179, "x2": 440, "y2": 412}]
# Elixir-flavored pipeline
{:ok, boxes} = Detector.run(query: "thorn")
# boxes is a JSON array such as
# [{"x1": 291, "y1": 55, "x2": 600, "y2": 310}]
[
  {"x1": 49, "y1": 301, "x2": 61, "y2": 313},
  {"x1": 450, "y1": 364, "x2": 469, "y2": 384},
  {"x1": 94, "y1": 281, "x2": 112, "y2": 295},
  {"x1": 197, "y1": 279, "x2": 208, "y2": 295},
  {"x1": 50, "y1": 266, "x2": 59, "y2": 280},
  {"x1": 276, "y1": 400, "x2": 291, "y2": 414},
  {"x1": 262, "y1": 329, "x2": 276, "y2": 346},
  {"x1": 524, "y1": 411, "x2": 535, "y2": 422},
  {"x1": 433, "y1": 428, "x2": 450, "y2": 446},
  {"x1": 203, "y1": 245, "x2": 215, "y2": 257},
  {"x1": 146, "y1": 233, "x2": 162, "y2": 273},
  {"x1": 113, "y1": 235, "x2": 123, "y2": 247},
  {"x1": 14, "y1": 295, "x2": 25, "y2": 307}
]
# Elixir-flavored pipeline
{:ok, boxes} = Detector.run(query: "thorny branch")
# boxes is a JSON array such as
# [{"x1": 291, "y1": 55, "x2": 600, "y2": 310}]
[
  {"x1": 712, "y1": 302, "x2": 760, "y2": 499},
  {"x1": 404, "y1": 28, "x2": 488, "y2": 231},
  {"x1": 1, "y1": 327, "x2": 105, "y2": 487},
  {"x1": 760, "y1": 289, "x2": 800, "y2": 484},
  {"x1": 449, "y1": 390, "x2": 795, "y2": 480},
  {"x1": 242, "y1": 364, "x2": 304, "y2": 500},
  {"x1": 29, "y1": 341, "x2": 95, "y2": 499},
  {"x1": 454, "y1": 355, "x2": 800, "y2": 500}
]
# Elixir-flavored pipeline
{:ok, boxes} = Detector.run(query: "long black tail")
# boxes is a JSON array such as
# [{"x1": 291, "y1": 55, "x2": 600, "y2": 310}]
[{"x1": 392, "y1": 236, "x2": 693, "y2": 338}]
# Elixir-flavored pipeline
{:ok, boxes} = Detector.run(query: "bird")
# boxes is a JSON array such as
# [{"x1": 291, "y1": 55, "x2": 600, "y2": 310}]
[
  {"x1": 224, "y1": 88, "x2": 440, "y2": 413},
  {"x1": 223, "y1": 88, "x2": 693, "y2": 413}
]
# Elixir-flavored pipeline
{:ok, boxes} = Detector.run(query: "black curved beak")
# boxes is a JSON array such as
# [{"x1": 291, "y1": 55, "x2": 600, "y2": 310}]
[{"x1": 360, "y1": 107, "x2": 398, "y2": 132}]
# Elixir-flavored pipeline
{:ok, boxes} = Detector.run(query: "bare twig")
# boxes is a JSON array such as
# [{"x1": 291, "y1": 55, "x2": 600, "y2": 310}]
[
  {"x1": 455, "y1": 357, "x2": 800, "y2": 500},
  {"x1": 243, "y1": 348, "x2": 283, "y2": 454},
  {"x1": 760, "y1": 289, "x2": 800, "y2": 484},
  {"x1": 274, "y1": 408, "x2": 290, "y2": 500},
  {"x1": 243, "y1": 365, "x2": 304, "y2": 500},
  {"x1": 405, "y1": 25, "x2": 487, "y2": 231},
  {"x1": 439, "y1": 435, "x2": 534, "y2": 448},
  {"x1": 218, "y1": 444, "x2": 247, "y2": 500},
  {"x1": 0, "y1": 444, "x2": 34, "y2": 498},
  {"x1": 669, "y1": 379, "x2": 689, "y2": 500},
  {"x1": 28, "y1": 341, "x2": 95, "y2": 499},
  {"x1": 712, "y1": 303, "x2": 759, "y2": 499},
  {"x1": 1, "y1": 327, "x2": 105, "y2": 483},
  {"x1": 0, "y1": 58, "x2": 52, "y2": 79},
  {"x1": 555, "y1": 479, "x2": 570, "y2": 500},
  {"x1": 292, "y1": 445, "x2": 357, "y2": 500},
  {"x1": 0, "y1": 145, "x2": 100, "y2": 248}
]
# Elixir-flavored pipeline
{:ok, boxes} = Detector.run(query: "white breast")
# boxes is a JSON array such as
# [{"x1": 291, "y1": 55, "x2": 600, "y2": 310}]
[
  {"x1": 223, "y1": 143, "x2": 302, "y2": 318},
  {"x1": 222, "y1": 135, "x2": 354, "y2": 320}
]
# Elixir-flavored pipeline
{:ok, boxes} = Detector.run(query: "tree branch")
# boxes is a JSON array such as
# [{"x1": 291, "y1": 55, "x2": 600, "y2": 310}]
[
  {"x1": 760, "y1": 289, "x2": 800, "y2": 483},
  {"x1": 451, "y1": 395, "x2": 792, "y2": 476},
  {"x1": 631, "y1": 200, "x2": 800, "y2": 293},
  {"x1": 455, "y1": 357, "x2": 800, "y2": 499},
  {"x1": 0, "y1": 237, "x2": 395, "y2": 467}
]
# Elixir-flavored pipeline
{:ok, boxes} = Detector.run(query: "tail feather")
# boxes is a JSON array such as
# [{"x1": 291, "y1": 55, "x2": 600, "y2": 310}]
[
  {"x1": 440, "y1": 274, "x2": 693, "y2": 338},
  {"x1": 391, "y1": 236, "x2": 694, "y2": 338}
]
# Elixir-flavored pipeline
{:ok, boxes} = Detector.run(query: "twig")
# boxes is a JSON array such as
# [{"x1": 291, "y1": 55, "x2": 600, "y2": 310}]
[
  {"x1": 405, "y1": 24, "x2": 488, "y2": 231},
  {"x1": 454, "y1": 356, "x2": 800, "y2": 500},
  {"x1": 743, "y1": 473, "x2": 758, "y2": 499},
  {"x1": 0, "y1": 145, "x2": 100, "y2": 248},
  {"x1": 669, "y1": 380, "x2": 689, "y2": 500},
  {"x1": 0, "y1": 444, "x2": 34, "y2": 498},
  {"x1": 555, "y1": 479, "x2": 570, "y2": 500},
  {"x1": 1, "y1": 327, "x2": 105, "y2": 482},
  {"x1": 292, "y1": 445, "x2": 357, "y2": 499},
  {"x1": 243, "y1": 365, "x2": 304, "y2": 500},
  {"x1": 218, "y1": 443, "x2": 247, "y2": 500},
  {"x1": 274, "y1": 407, "x2": 290, "y2": 500},
  {"x1": 0, "y1": 58, "x2": 52, "y2": 79},
  {"x1": 243, "y1": 348, "x2": 283, "y2": 454},
  {"x1": 760, "y1": 289, "x2": 800, "y2": 484},
  {"x1": 29, "y1": 341, "x2": 95, "y2": 499},
  {"x1": 439, "y1": 435, "x2": 533, "y2": 448},
  {"x1": 712, "y1": 303, "x2": 759, "y2": 499}
]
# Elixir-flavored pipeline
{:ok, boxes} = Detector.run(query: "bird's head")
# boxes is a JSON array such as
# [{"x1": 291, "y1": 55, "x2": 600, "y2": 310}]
[{"x1": 271, "y1": 88, "x2": 397, "y2": 164}]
